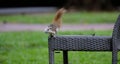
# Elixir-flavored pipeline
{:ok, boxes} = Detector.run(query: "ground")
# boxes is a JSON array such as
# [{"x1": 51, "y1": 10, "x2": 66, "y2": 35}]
[{"x1": 0, "y1": 23, "x2": 114, "y2": 32}]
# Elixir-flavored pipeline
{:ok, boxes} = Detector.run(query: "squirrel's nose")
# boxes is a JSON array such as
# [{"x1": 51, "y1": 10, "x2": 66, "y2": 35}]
[{"x1": 44, "y1": 27, "x2": 49, "y2": 33}]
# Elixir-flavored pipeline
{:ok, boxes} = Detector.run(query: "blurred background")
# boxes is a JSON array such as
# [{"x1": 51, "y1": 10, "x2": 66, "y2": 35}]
[
  {"x1": 0, "y1": 0, "x2": 120, "y2": 10},
  {"x1": 0, "y1": 0, "x2": 120, "y2": 64},
  {"x1": 0, "y1": 0, "x2": 120, "y2": 14}
]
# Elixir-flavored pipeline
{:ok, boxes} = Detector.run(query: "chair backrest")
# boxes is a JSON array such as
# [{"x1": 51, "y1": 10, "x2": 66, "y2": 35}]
[{"x1": 112, "y1": 15, "x2": 120, "y2": 49}]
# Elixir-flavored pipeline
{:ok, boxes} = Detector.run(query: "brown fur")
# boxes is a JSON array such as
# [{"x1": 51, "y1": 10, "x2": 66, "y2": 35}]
[
  {"x1": 52, "y1": 8, "x2": 66, "y2": 28},
  {"x1": 44, "y1": 8, "x2": 66, "y2": 35}
]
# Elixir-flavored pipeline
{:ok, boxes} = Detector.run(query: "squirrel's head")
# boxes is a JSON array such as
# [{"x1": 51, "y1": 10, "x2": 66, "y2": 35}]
[{"x1": 44, "y1": 24, "x2": 58, "y2": 35}]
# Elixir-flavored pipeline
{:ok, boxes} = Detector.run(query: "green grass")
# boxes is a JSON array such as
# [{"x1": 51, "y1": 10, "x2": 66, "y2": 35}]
[
  {"x1": 1, "y1": 30, "x2": 120, "y2": 64},
  {"x1": 0, "y1": 12, "x2": 119, "y2": 24}
]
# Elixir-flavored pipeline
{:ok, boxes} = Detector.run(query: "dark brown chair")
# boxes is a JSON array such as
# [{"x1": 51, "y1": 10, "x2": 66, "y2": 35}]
[{"x1": 48, "y1": 15, "x2": 120, "y2": 64}]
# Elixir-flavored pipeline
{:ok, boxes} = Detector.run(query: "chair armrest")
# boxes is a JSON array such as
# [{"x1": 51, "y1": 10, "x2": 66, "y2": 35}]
[{"x1": 48, "y1": 35, "x2": 112, "y2": 51}]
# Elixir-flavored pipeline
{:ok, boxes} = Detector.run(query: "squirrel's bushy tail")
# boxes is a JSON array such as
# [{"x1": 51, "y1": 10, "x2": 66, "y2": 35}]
[{"x1": 52, "y1": 8, "x2": 66, "y2": 28}]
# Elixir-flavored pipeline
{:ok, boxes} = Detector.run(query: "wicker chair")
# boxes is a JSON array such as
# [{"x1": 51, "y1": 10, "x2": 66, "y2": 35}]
[{"x1": 48, "y1": 15, "x2": 120, "y2": 64}]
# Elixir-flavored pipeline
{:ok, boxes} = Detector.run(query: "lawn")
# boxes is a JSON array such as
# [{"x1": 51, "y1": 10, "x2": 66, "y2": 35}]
[
  {"x1": 1, "y1": 30, "x2": 120, "y2": 64},
  {"x1": 0, "y1": 12, "x2": 119, "y2": 24}
]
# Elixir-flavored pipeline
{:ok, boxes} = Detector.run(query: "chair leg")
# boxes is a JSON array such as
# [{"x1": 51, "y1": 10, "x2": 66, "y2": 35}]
[
  {"x1": 112, "y1": 50, "x2": 118, "y2": 64},
  {"x1": 63, "y1": 51, "x2": 68, "y2": 64},
  {"x1": 49, "y1": 50, "x2": 54, "y2": 64}
]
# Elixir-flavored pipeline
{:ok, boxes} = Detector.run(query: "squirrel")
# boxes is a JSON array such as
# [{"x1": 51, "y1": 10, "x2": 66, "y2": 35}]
[{"x1": 44, "y1": 8, "x2": 66, "y2": 36}]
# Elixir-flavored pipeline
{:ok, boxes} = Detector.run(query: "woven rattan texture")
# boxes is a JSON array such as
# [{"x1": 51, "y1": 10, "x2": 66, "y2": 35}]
[
  {"x1": 112, "y1": 15, "x2": 120, "y2": 50},
  {"x1": 49, "y1": 36, "x2": 112, "y2": 51}
]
